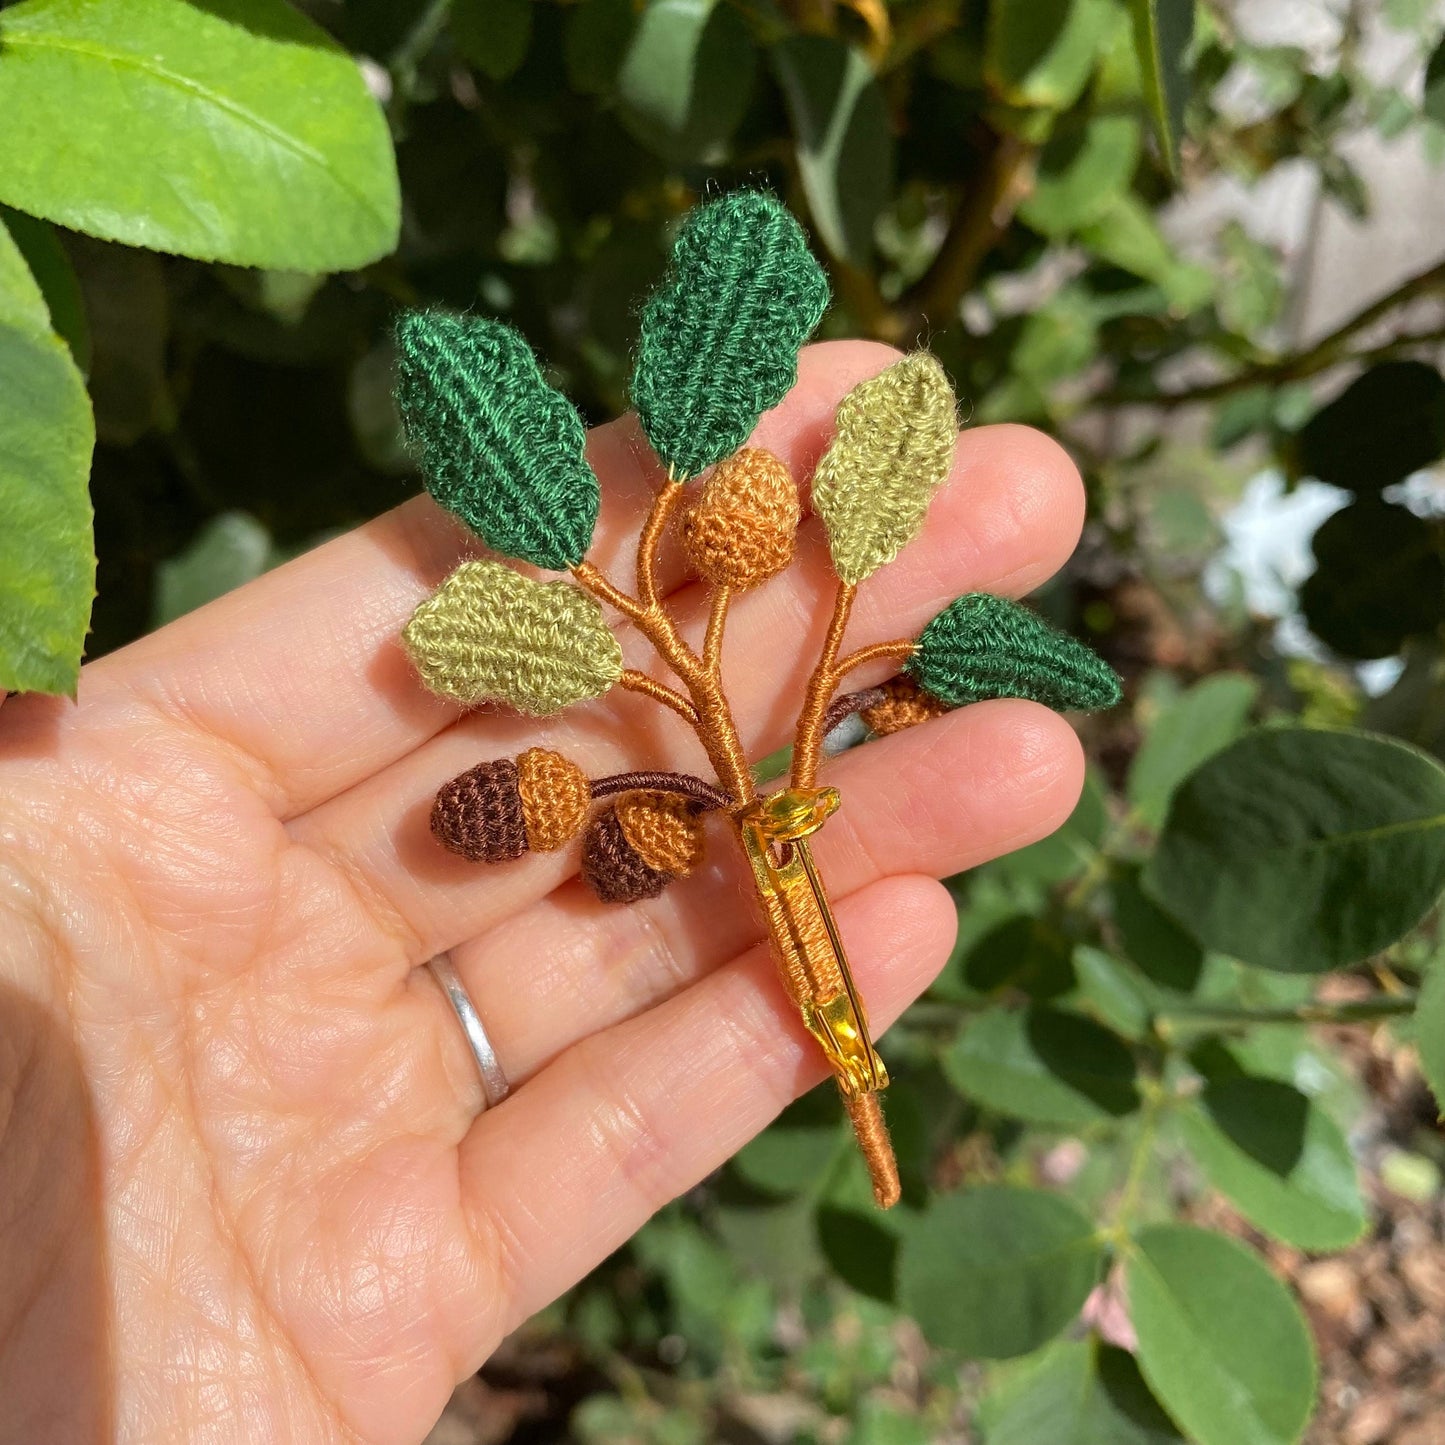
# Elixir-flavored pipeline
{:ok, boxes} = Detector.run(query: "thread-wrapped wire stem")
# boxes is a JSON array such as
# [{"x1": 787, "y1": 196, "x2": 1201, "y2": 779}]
[
  {"x1": 791, "y1": 582, "x2": 857, "y2": 790},
  {"x1": 590, "y1": 770, "x2": 732, "y2": 811}
]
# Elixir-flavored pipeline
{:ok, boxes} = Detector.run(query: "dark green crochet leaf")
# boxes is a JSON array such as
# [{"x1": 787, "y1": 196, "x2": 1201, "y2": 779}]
[
  {"x1": 907, "y1": 593, "x2": 1121, "y2": 713},
  {"x1": 394, "y1": 309, "x2": 599, "y2": 570},
  {"x1": 632, "y1": 191, "x2": 829, "y2": 479}
]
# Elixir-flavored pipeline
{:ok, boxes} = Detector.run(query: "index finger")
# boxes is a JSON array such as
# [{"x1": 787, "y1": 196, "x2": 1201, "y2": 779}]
[{"x1": 83, "y1": 341, "x2": 906, "y2": 818}]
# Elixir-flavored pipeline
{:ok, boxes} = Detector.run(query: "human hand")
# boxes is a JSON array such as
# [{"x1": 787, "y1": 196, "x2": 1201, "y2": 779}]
[{"x1": 0, "y1": 342, "x2": 1085, "y2": 1444}]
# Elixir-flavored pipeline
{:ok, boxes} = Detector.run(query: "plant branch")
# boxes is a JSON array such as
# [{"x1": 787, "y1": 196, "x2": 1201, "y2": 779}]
[
  {"x1": 1155, "y1": 993, "x2": 1417, "y2": 1034},
  {"x1": 833, "y1": 637, "x2": 916, "y2": 681},
  {"x1": 704, "y1": 586, "x2": 731, "y2": 674},
  {"x1": 571, "y1": 562, "x2": 649, "y2": 626},
  {"x1": 574, "y1": 483, "x2": 757, "y2": 804},
  {"x1": 1104, "y1": 258, "x2": 1445, "y2": 409},
  {"x1": 792, "y1": 583, "x2": 857, "y2": 790},
  {"x1": 617, "y1": 670, "x2": 699, "y2": 725},
  {"x1": 895, "y1": 132, "x2": 1038, "y2": 334},
  {"x1": 821, "y1": 685, "x2": 889, "y2": 737}
]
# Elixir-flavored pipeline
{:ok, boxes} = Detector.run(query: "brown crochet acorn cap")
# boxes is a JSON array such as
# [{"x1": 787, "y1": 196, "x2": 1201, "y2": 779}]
[
  {"x1": 581, "y1": 805, "x2": 673, "y2": 904},
  {"x1": 682, "y1": 447, "x2": 799, "y2": 590},
  {"x1": 860, "y1": 675, "x2": 951, "y2": 736}
]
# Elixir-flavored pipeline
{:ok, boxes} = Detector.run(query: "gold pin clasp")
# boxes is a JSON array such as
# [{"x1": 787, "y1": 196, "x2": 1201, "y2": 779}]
[{"x1": 738, "y1": 788, "x2": 888, "y2": 1099}]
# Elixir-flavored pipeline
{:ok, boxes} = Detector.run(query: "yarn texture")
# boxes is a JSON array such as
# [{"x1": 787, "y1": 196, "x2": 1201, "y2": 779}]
[
  {"x1": 517, "y1": 747, "x2": 591, "y2": 851},
  {"x1": 431, "y1": 758, "x2": 527, "y2": 863},
  {"x1": 682, "y1": 447, "x2": 799, "y2": 590},
  {"x1": 581, "y1": 806, "x2": 673, "y2": 904},
  {"x1": 395, "y1": 309, "x2": 599, "y2": 570},
  {"x1": 615, "y1": 790, "x2": 706, "y2": 876},
  {"x1": 632, "y1": 192, "x2": 830, "y2": 479},
  {"x1": 403, "y1": 560, "x2": 622, "y2": 714},
  {"x1": 907, "y1": 593, "x2": 1122, "y2": 712},
  {"x1": 861, "y1": 675, "x2": 952, "y2": 735},
  {"x1": 811, "y1": 353, "x2": 958, "y2": 585}
]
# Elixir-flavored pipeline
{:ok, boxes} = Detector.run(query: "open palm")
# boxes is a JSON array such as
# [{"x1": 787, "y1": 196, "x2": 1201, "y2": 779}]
[{"x1": 0, "y1": 342, "x2": 1085, "y2": 1444}]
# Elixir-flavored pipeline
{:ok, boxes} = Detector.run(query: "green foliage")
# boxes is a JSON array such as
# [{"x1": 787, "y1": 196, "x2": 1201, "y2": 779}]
[
  {"x1": 12, "y1": 1, "x2": 1445, "y2": 1437},
  {"x1": 946, "y1": 1007, "x2": 1141, "y2": 1127},
  {"x1": 1299, "y1": 498, "x2": 1445, "y2": 659},
  {"x1": 1128, "y1": 0, "x2": 1194, "y2": 177},
  {"x1": 0, "y1": 213, "x2": 94, "y2": 694},
  {"x1": 1126, "y1": 1226, "x2": 1317, "y2": 1445},
  {"x1": 1416, "y1": 954, "x2": 1445, "y2": 1108},
  {"x1": 774, "y1": 35, "x2": 893, "y2": 266},
  {"x1": 897, "y1": 1185, "x2": 1104, "y2": 1358},
  {"x1": 0, "y1": 0, "x2": 398, "y2": 270},
  {"x1": 1126, "y1": 674, "x2": 1259, "y2": 828},
  {"x1": 394, "y1": 309, "x2": 599, "y2": 570},
  {"x1": 1178, "y1": 1076, "x2": 1366, "y2": 1249},
  {"x1": 617, "y1": 0, "x2": 756, "y2": 164},
  {"x1": 981, "y1": 1337, "x2": 1185, "y2": 1444},
  {"x1": 632, "y1": 190, "x2": 829, "y2": 478},
  {"x1": 1296, "y1": 359, "x2": 1445, "y2": 490},
  {"x1": 1146, "y1": 727, "x2": 1445, "y2": 971},
  {"x1": 909, "y1": 593, "x2": 1122, "y2": 711}
]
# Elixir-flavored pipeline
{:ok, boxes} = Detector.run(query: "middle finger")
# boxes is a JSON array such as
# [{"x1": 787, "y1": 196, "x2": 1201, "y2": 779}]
[{"x1": 289, "y1": 421, "x2": 1084, "y2": 960}]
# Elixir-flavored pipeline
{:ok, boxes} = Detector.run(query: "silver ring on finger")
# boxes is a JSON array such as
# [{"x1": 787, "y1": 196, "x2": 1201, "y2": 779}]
[{"x1": 426, "y1": 952, "x2": 511, "y2": 1111}]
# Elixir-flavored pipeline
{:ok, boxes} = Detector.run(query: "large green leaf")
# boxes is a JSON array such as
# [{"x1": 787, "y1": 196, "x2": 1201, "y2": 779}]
[
  {"x1": 945, "y1": 1006, "x2": 1141, "y2": 1128},
  {"x1": 1127, "y1": 673, "x2": 1260, "y2": 827},
  {"x1": 0, "y1": 216, "x2": 94, "y2": 695},
  {"x1": 1299, "y1": 498, "x2": 1445, "y2": 660},
  {"x1": 897, "y1": 1186, "x2": 1103, "y2": 1358},
  {"x1": 1127, "y1": 1225, "x2": 1317, "y2": 1445},
  {"x1": 1128, "y1": 0, "x2": 1194, "y2": 179},
  {"x1": 1296, "y1": 360, "x2": 1445, "y2": 492},
  {"x1": 986, "y1": 0, "x2": 1112, "y2": 112},
  {"x1": 962, "y1": 915, "x2": 1075, "y2": 998},
  {"x1": 773, "y1": 35, "x2": 894, "y2": 267},
  {"x1": 981, "y1": 1337, "x2": 1184, "y2": 1445},
  {"x1": 616, "y1": 0, "x2": 756, "y2": 163},
  {"x1": 1179, "y1": 1077, "x2": 1366, "y2": 1249},
  {"x1": 1111, "y1": 865, "x2": 1203, "y2": 992},
  {"x1": 1019, "y1": 115, "x2": 1142, "y2": 236},
  {"x1": 0, "y1": 0, "x2": 399, "y2": 271},
  {"x1": 1145, "y1": 727, "x2": 1445, "y2": 972}
]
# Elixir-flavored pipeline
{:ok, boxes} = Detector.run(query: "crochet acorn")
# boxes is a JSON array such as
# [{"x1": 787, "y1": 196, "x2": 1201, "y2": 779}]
[
  {"x1": 860, "y1": 676, "x2": 951, "y2": 736},
  {"x1": 431, "y1": 748, "x2": 591, "y2": 862},
  {"x1": 580, "y1": 792, "x2": 705, "y2": 904},
  {"x1": 682, "y1": 448, "x2": 799, "y2": 589}
]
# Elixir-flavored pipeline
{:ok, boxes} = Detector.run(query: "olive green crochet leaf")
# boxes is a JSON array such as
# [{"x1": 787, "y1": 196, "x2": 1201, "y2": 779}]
[
  {"x1": 394, "y1": 309, "x2": 599, "y2": 570},
  {"x1": 632, "y1": 191, "x2": 830, "y2": 479},
  {"x1": 402, "y1": 560, "x2": 622, "y2": 715},
  {"x1": 812, "y1": 352, "x2": 958, "y2": 584},
  {"x1": 907, "y1": 593, "x2": 1121, "y2": 713}
]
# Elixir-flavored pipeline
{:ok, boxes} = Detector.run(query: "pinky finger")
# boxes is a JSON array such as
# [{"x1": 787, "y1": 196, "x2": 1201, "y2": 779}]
[{"x1": 454, "y1": 873, "x2": 957, "y2": 1356}]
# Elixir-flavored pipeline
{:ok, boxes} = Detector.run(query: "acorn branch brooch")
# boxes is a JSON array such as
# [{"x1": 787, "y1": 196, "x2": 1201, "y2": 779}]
[{"x1": 394, "y1": 192, "x2": 1119, "y2": 1209}]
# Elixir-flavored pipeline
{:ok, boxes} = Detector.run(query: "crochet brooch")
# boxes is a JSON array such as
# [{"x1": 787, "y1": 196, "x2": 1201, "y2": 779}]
[{"x1": 395, "y1": 192, "x2": 1119, "y2": 1209}]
